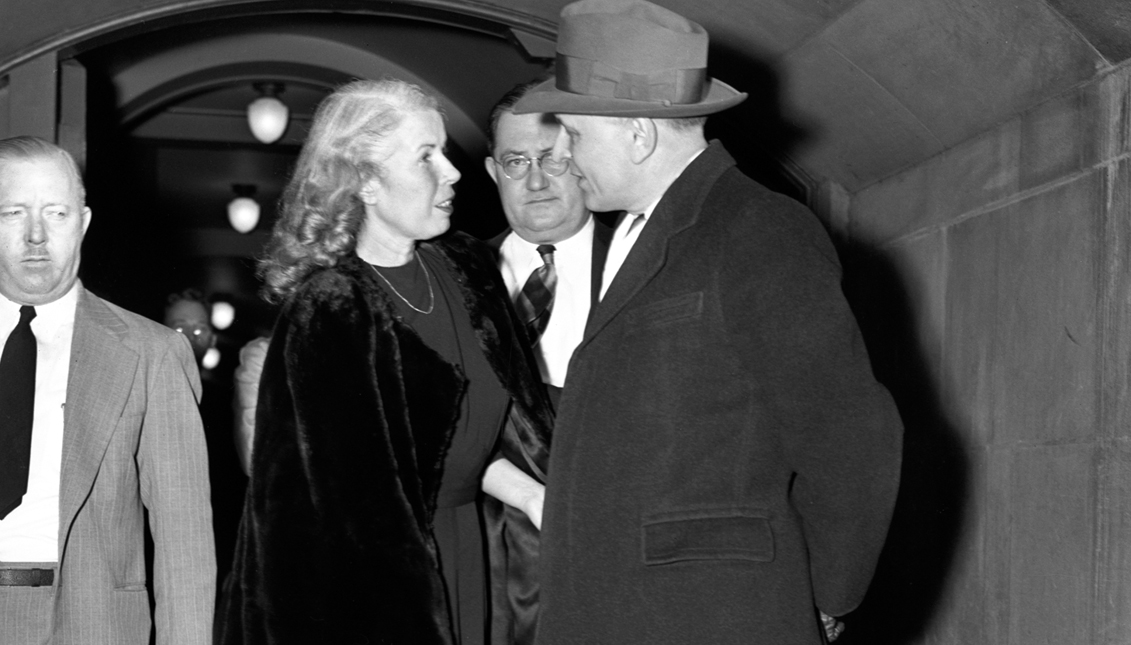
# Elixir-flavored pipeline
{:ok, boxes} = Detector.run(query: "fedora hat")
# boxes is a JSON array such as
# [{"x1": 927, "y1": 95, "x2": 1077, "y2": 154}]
[{"x1": 513, "y1": 0, "x2": 747, "y2": 118}]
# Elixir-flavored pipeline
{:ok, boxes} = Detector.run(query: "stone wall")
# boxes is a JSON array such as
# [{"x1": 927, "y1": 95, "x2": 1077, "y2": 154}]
[{"x1": 842, "y1": 62, "x2": 1131, "y2": 644}]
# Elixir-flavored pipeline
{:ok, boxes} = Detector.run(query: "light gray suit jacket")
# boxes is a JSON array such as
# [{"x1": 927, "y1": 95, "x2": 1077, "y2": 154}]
[{"x1": 3, "y1": 285, "x2": 216, "y2": 644}]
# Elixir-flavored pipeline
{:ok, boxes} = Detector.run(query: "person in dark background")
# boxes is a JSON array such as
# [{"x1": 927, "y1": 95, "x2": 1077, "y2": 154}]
[
  {"x1": 163, "y1": 288, "x2": 245, "y2": 599},
  {"x1": 164, "y1": 288, "x2": 215, "y2": 365},
  {"x1": 511, "y1": 1, "x2": 904, "y2": 643},
  {"x1": 216, "y1": 78, "x2": 552, "y2": 645}
]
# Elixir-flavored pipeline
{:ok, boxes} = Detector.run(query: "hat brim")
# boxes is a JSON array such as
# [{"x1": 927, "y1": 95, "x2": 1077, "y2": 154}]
[{"x1": 512, "y1": 77, "x2": 747, "y2": 118}]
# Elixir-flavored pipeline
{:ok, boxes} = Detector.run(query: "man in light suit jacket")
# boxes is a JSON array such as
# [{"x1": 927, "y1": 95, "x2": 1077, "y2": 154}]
[
  {"x1": 513, "y1": 2, "x2": 903, "y2": 644},
  {"x1": 0, "y1": 136, "x2": 215, "y2": 644}
]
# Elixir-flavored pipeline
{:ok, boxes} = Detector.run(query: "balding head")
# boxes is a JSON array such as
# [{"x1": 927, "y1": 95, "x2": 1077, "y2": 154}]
[{"x1": 0, "y1": 137, "x2": 92, "y2": 305}]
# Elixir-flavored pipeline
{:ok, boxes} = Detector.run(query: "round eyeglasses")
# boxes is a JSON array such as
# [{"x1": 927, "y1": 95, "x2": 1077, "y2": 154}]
[{"x1": 493, "y1": 152, "x2": 570, "y2": 180}]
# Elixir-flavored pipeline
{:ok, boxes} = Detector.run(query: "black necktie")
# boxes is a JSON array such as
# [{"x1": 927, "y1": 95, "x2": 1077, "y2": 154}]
[
  {"x1": 0, "y1": 305, "x2": 37, "y2": 520},
  {"x1": 515, "y1": 244, "x2": 557, "y2": 345}
]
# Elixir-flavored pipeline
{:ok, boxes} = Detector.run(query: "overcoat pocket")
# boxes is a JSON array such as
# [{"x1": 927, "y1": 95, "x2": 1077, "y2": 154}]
[
  {"x1": 624, "y1": 291, "x2": 703, "y2": 330},
  {"x1": 642, "y1": 507, "x2": 774, "y2": 565}
]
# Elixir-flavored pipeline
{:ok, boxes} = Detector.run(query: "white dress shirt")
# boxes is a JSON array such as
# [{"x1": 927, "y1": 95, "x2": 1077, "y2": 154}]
[
  {"x1": 600, "y1": 208, "x2": 652, "y2": 301},
  {"x1": 0, "y1": 282, "x2": 79, "y2": 563},
  {"x1": 500, "y1": 216, "x2": 595, "y2": 388},
  {"x1": 600, "y1": 148, "x2": 706, "y2": 300}
]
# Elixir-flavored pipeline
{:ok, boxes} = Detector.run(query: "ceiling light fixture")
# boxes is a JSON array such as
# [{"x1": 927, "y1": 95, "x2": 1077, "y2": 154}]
[
  {"x1": 202, "y1": 347, "x2": 221, "y2": 370},
  {"x1": 247, "y1": 82, "x2": 289, "y2": 144},
  {"x1": 211, "y1": 300, "x2": 236, "y2": 330},
  {"x1": 228, "y1": 184, "x2": 260, "y2": 234}
]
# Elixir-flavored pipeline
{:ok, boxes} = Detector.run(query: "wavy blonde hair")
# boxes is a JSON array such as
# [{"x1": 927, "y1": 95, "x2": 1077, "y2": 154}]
[{"x1": 259, "y1": 78, "x2": 441, "y2": 303}]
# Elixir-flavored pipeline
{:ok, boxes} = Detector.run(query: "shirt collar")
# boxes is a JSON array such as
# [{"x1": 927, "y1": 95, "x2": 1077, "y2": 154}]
[
  {"x1": 0, "y1": 280, "x2": 81, "y2": 335},
  {"x1": 505, "y1": 214, "x2": 595, "y2": 266}
]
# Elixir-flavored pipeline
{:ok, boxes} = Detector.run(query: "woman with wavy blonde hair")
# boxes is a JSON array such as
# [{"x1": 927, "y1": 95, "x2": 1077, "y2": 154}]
[{"x1": 217, "y1": 79, "x2": 552, "y2": 645}]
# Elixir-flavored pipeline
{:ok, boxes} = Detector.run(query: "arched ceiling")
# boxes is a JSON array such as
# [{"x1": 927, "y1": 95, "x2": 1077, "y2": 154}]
[
  {"x1": 73, "y1": 11, "x2": 551, "y2": 260},
  {"x1": 1, "y1": 0, "x2": 1129, "y2": 191},
  {"x1": 105, "y1": 21, "x2": 548, "y2": 154}
]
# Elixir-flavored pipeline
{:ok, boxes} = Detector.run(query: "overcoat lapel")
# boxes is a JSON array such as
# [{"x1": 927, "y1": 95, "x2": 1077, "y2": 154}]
[
  {"x1": 57, "y1": 288, "x2": 139, "y2": 562},
  {"x1": 579, "y1": 142, "x2": 734, "y2": 351},
  {"x1": 588, "y1": 215, "x2": 613, "y2": 310}
]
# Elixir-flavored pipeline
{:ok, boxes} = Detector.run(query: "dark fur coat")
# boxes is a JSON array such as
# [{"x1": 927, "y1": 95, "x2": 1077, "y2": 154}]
[{"x1": 215, "y1": 232, "x2": 553, "y2": 645}]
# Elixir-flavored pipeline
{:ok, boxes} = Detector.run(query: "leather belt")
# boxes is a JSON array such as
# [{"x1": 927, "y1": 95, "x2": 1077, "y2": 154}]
[{"x1": 0, "y1": 568, "x2": 54, "y2": 586}]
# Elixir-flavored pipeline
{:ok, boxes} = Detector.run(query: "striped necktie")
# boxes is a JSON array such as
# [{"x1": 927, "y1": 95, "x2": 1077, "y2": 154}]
[
  {"x1": 0, "y1": 305, "x2": 37, "y2": 520},
  {"x1": 515, "y1": 244, "x2": 557, "y2": 345}
]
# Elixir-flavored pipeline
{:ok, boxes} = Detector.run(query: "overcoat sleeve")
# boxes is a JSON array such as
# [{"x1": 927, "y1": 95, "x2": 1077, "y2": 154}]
[{"x1": 721, "y1": 187, "x2": 903, "y2": 617}]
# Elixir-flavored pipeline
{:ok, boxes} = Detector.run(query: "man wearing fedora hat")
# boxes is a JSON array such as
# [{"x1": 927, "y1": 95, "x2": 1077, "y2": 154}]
[{"x1": 513, "y1": 1, "x2": 903, "y2": 643}]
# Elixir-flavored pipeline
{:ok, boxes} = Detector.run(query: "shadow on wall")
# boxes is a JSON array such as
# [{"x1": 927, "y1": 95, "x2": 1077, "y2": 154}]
[
  {"x1": 837, "y1": 242, "x2": 968, "y2": 644},
  {"x1": 707, "y1": 42, "x2": 810, "y2": 203}
]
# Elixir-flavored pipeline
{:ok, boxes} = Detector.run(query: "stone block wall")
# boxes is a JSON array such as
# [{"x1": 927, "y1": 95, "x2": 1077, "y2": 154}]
[{"x1": 840, "y1": 62, "x2": 1131, "y2": 644}]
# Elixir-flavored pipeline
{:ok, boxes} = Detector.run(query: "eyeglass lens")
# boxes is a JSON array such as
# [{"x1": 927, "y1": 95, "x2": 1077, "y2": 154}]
[{"x1": 499, "y1": 153, "x2": 569, "y2": 180}]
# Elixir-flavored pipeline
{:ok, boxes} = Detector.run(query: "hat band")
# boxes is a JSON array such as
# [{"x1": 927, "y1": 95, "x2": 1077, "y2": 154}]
[{"x1": 556, "y1": 53, "x2": 707, "y2": 106}]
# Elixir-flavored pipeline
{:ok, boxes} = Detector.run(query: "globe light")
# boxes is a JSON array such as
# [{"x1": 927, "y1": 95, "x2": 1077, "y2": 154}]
[
  {"x1": 211, "y1": 300, "x2": 235, "y2": 330},
  {"x1": 227, "y1": 196, "x2": 260, "y2": 233},
  {"x1": 247, "y1": 83, "x2": 289, "y2": 144},
  {"x1": 202, "y1": 347, "x2": 221, "y2": 370}
]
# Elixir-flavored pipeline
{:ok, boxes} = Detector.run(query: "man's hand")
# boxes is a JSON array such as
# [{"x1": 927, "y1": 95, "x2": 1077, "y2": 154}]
[{"x1": 482, "y1": 458, "x2": 545, "y2": 529}]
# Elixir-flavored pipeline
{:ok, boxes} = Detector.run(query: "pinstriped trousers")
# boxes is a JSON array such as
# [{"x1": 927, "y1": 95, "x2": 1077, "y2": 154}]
[{"x1": 0, "y1": 562, "x2": 57, "y2": 645}]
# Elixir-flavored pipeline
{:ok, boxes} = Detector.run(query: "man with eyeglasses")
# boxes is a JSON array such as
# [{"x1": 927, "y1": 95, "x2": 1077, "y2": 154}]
[
  {"x1": 485, "y1": 79, "x2": 613, "y2": 411},
  {"x1": 469, "y1": 80, "x2": 615, "y2": 645}
]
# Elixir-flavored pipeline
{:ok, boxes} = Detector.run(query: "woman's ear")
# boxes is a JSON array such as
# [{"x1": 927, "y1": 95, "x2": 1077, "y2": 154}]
[{"x1": 358, "y1": 177, "x2": 379, "y2": 204}]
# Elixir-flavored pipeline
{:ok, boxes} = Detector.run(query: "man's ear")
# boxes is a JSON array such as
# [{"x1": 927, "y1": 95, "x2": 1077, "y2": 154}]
[
  {"x1": 485, "y1": 156, "x2": 500, "y2": 186},
  {"x1": 627, "y1": 117, "x2": 658, "y2": 165},
  {"x1": 80, "y1": 206, "x2": 92, "y2": 236}
]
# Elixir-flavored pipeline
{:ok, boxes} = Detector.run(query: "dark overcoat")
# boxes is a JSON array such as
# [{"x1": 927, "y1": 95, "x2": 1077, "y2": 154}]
[
  {"x1": 534, "y1": 142, "x2": 904, "y2": 644},
  {"x1": 215, "y1": 232, "x2": 553, "y2": 645}
]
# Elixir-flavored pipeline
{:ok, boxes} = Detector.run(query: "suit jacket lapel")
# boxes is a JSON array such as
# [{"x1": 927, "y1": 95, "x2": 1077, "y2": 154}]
[
  {"x1": 580, "y1": 142, "x2": 735, "y2": 350},
  {"x1": 58, "y1": 287, "x2": 139, "y2": 561}
]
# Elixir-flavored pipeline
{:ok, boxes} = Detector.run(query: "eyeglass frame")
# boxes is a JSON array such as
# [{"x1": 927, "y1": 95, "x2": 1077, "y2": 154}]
[{"x1": 492, "y1": 152, "x2": 571, "y2": 180}]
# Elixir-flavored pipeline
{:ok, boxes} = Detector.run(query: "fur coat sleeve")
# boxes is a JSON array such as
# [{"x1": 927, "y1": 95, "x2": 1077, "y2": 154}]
[{"x1": 216, "y1": 232, "x2": 553, "y2": 645}]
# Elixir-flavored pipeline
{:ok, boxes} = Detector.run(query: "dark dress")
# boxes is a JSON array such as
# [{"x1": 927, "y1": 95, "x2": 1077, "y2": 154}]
[{"x1": 372, "y1": 247, "x2": 509, "y2": 645}]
